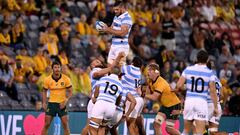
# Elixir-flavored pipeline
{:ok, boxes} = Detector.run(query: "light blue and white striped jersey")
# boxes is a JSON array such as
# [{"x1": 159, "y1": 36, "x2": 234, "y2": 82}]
[
  {"x1": 182, "y1": 64, "x2": 215, "y2": 100},
  {"x1": 121, "y1": 65, "x2": 141, "y2": 97},
  {"x1": 96, "y1": 74, "x2": 123, "y2": 103},
  {"x1": 207, "y1": 75, "x2": 222, "y2": 103},
  {"x1": 90, "y1": 68, "x2": 102, "y2": 95},
  {"x1": 112, "y1": 11, "x2": 133, "y2": 46}
]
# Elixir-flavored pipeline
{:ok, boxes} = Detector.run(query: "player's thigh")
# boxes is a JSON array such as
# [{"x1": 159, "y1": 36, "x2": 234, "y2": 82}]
[
  {"x1": 107, "y1": 45, "x2": 129, "y2": 64},
  {"x1": 110, "y1": 109, "x2": 123, "y2": 128},
  {"x1": 208, "y1": 103, "x2": 222, "y2": 125},
  {"x1": 125, "y1": 100, "x2": 138, "y2": 119},
  {"x1": 91, "y1": 101, "x2": 105, "y2": 120},
  {"x1": 161, "y1": 103, "x2": 181, "y2": 121},
  {"x1": 194, "y1": 99, "x2": 208, "y2": 121},
  {"x1": 183, "y1": 98, "x2": 195, "y2": 121},
  {"x1": 103, "y1": 102, "x2": 116, "y2": 121},
  {"x1": 60, "y1": 115, "x2": 69, "y2": 127},
  {"x1": 45, "y1": 102, "x2": 58, "y2": 117},
  {"x1": 44, "y1": 115, "x2": 54, "y2": 126},
  {"x1": 87, "y1": 99, "x2": 95, "y2": 119},
  {"x1": 136, "y1": 97, "x2": 144, "y2": 117}
]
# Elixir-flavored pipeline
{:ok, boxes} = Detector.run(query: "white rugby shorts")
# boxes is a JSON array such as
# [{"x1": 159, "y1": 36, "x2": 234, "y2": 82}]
[
  {"x1": 208, "y1": 103, "x2": 222, "y2": 125},
  {"x1": 107, "y1": 45, "x2": 129, "y2": 64},
  {"x1": 91, "y1": 100, "x2": 116, "y2": 121},
  {"x1": 183, "y1": 97, "x2": 208, "y2": 121},
  {"x1": 87, "y1": 99, "x2": 94, "y2": 119},
  {"x1": 125, "y1": 97, "x2": 144, "y2": 118}
]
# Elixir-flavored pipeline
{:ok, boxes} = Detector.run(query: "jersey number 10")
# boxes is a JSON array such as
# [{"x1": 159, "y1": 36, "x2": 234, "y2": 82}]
[{"x1": 190, "y1": 77, "x2": 204, "y2": 93}]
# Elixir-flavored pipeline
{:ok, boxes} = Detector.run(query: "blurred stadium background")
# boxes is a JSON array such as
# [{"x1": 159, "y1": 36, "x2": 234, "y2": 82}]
[{"x1": 0, "y1": 0, "x2": 240, "y2": 134}]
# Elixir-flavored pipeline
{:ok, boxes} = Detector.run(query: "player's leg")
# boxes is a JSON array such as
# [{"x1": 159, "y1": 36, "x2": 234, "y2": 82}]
[
  {"x1": 89, "y1": 117, "x2": 102, "y2": 135},
  {"x1": 59, "y1": 104, "x2": 70, "y2": 135},
  {"x1": 42, "y1": 102, "x2": 55, "y2": 135},
  {"x1": 107, "y1": 45, "x2": 116, "y2": 66},
  {"x1": 60, "y1": 115, "x2": 70, "y2": 135},
  {"x1": 110, "y1": 125, "x2": 118, "y2": 135},
  {"x1": 97, "y1": 126, "x2": 106, "y2": 135},
  {"x1": 107, "y1": 45, "x2": 129, "y2": 66},
  {"x1": 182, "y1": 120, "x2": 193, "y2": 135},
  {"x1": 193, "y1": 99, "x2": 208, "y2": 135},
  {"x1": 165, "y1": 103, "x2": 181, "y2": 135},
  {"x1": 208, "y1": 103, "x2": 222, "y2": 135},
  {"x1": 182, "y1": 99, "x2": 195, "y2": 135},
  {"x1": 82, "y1": 99, "x2": 95, "y2": 135},
  {"x1": 41, "y1": 115, "x2": 54, "y2": 135},
  {"x1": 153, "y1": 112, "x2": 166, "y2": 135},
  {"x1": 81, "y1": 119, "x2": 90, "y2": 135},
  {"x1": 165, "y1": 119, "x2": 181, "y2": 135},
  {"x1": 126, "y1": 117, "x2": 138, "y2": 135},
  {"x1": 125, "y1": 98, "x2": 141, "y2": 135},
  {"x1": 109, "y1": 109, "x2": 124, "y2": 135},
  {"x1": 136, "y1": 115, "x2": 146, "y2": 135}
]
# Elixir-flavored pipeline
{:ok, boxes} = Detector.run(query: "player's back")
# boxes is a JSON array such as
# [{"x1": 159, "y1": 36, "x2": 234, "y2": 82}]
[
  {"x1": 121, "y1": 65, "x2": 141, "y2": 97},
  {"x1": 182, "y1": 64, "x2": 215, "y2": 101},
  {"x1": 97, "y1": 74, "x2": 123, "y2": 103}
]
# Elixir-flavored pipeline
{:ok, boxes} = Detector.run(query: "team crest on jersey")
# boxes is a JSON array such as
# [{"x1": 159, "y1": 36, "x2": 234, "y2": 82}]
[{"x1": 61, "y1": 82, "x2": 64, "y2": 86}]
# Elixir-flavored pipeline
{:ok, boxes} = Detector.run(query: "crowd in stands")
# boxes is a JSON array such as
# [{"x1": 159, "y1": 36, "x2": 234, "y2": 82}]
[{"x1": 0, "y1": 0, "x2": 240, "y2": 116}]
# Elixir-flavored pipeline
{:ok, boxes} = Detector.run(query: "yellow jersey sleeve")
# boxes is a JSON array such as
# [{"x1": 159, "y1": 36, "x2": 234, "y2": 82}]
[
  {"x1": 65, "y1": 76, "x2": 72, "y2": 88},
  {"x1": 153, "y1": 78, "x2": 165, "y2": 93}
]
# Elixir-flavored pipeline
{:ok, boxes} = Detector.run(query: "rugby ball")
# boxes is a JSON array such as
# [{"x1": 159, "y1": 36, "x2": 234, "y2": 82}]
[{"x1": 95, "y1": 21, "x2": 106, "y2": 31}]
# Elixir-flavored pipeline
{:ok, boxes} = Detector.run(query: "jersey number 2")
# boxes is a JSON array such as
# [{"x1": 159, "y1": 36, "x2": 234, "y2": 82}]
[
  {"x1": 190, "y1": 77, "x2": 204, "y2": 93},
  {"x1": 104, "y1": 81, "x2": 118, "y2": 95}
]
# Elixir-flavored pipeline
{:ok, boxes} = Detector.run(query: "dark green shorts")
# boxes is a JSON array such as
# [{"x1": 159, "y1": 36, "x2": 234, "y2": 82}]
[
  {"x1": 46, "y1": 102, "x2": 68, "y2": 117},
  {"x1": 159, "y1": 103, "x2": 181, "y2": 120}
]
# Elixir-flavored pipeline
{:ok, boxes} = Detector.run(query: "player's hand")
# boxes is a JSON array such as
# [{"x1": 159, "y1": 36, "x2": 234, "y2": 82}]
[
  {"x1": 92, "y1": 97, "x2": 97, "y2": 104},
  {"x1": 100, "y1": 25, "x2": 108, "y2": 33},
  {"x1": 60, "y1": 101, "x2": 67, "y2": 109},
  {"x1": 118, "y1": 52, "x2": 125, "y2": 58},
  {"x1": 136, "y1": 87, "x2": 142, "y2": 96},
  {"x1": 171, "y1": 110, "x2": 182, "y2": 115},
  {"x1": 42, "y1": 103, "x2": 47, "y2": 111},
  {"x1": 213, "y1": 108, "x2": 219, "y2": 116}
]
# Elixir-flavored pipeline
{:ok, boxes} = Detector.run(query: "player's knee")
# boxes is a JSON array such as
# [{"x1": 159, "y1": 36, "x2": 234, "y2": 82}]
[
  {"x1": 208, "y1": 128, "x2": 218, "y2": 135},
  {"x1": 154, "y1": 114, "x2": 165, "y2": 126},
  {"x1": 89, "y1": 120, "x2": 100, "y2": 129},
  {"x1": 166, "y1": 121, "x2": 175, "y2": 132},
  {"x1": 61, "y1": 121, "x2": 69, "y2": 129},
  {"x1": 44, "y1": 121, "x2": 51, "y2": 128}
]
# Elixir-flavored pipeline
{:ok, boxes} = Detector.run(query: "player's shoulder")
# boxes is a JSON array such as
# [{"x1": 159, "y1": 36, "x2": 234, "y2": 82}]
[
  {"x1": 45, "y1": 74, "x2": 53, "y2": 81},
  {"x1": 62, "y1": 74, "x2": 71, "y2": 80}
]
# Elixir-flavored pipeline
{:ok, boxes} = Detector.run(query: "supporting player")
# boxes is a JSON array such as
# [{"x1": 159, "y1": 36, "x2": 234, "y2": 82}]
[
  {"x1": 109, "y1": 89, "x2": 136, "y2": 135},
  {"x1": 42, "y1": 61, "x2": 73, "y2": 135},
  {"x1": 121, "y1": 57, "x2": 144, "y2": 135},
  {"x1": 89, "y1": 67, "x2": 123, "y2": 135},
  {"x1": 206, "y1": 61, "x2": 222, "y2": 135},
  {"x1": 82, "y1": 53, "x2": 125, "y2": 135},
  {"x1": 175, "y1": 50, "x2": 218, "y2": 135},
  {"x1": 145, "y1": 63, "x2": 181, "y2": 135}
]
